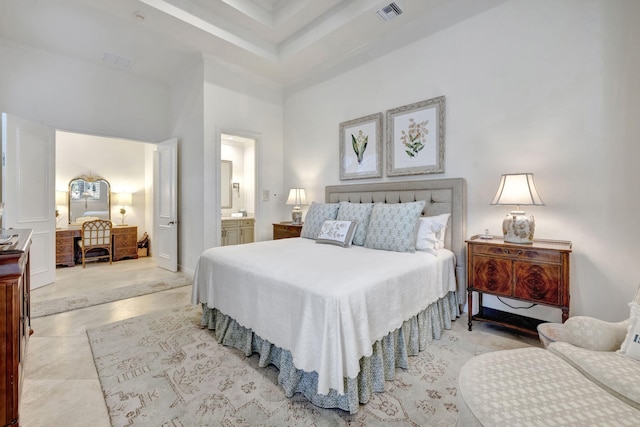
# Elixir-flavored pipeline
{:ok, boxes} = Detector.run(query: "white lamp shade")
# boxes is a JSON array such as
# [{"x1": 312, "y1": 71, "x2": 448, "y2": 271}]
[
  {"x1": 55, "y1": 191, "x2": 68, "y2": 205},
  {"x1": 286, "y1": 188, "x2": 308, "y2": 206},
  {"x1": 491, "y1": 173, "x2": 544, "y2": 207},
  {"x1": 117, "y1": 192, "x2": 132, "y2": 206}
]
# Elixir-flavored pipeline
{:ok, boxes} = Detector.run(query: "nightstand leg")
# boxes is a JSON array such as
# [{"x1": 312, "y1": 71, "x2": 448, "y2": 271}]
[{"x1": 467, "y1": 289, "x2": 473, "y2": 331}]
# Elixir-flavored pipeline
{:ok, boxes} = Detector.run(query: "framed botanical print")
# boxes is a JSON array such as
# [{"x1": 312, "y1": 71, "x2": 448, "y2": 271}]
[
  {"x1": 386, "y1": 96, "x2": 445, "y2": 176},
  {"x1": 339, "y1": 113, "x2": 383, "y2": 180}
]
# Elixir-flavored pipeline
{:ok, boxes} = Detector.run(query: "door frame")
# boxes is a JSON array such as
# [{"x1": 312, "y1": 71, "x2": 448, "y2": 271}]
[{"x1": 206, "y1": 127, "x2": 259, "y2": 249}]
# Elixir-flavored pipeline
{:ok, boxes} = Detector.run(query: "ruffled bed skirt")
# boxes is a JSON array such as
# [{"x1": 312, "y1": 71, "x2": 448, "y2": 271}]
[{"x1": 199, "y1": 290, "x2": 459, "y2": 414}]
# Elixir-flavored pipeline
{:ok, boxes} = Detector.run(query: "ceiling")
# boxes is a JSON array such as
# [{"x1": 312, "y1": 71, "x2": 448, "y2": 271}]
[{"x1": 0, "y1": 0, "x2": 507, "y2": 87}]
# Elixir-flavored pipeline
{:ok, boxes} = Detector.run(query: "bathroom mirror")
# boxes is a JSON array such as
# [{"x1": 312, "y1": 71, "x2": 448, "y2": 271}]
[
  {"x1": 221, "y1": 160, "x2": 232, "y2": 209},
  {"x1": 68, "y1": 175, "x2": 111, "y2": 223}
]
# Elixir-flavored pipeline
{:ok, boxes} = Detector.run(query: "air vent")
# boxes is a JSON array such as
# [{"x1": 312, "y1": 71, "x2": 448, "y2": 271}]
[
  {"x1": 101, "y1": 51, "x2": 134, "y2": 69},
  {"x1": 376, "y1": 2, "x2": 403, "y2": 22}
]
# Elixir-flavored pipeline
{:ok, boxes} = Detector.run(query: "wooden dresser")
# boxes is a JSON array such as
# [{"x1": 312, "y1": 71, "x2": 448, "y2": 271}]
[
  {"x1": 466, "y1": 235, "x2": 572, "y2": 335},
  {"x1": 273, "y1": 222, "x2": 303, "y2": 240},
  {"x1": 112, "y1": 226, "x2": 139, "y2": 261},
  {"x1": 0, "y1": 229, "x2": 32, "y2": 427},
  {"x1": 56, "y1": 225, "x2": 138, "y2": 266}
]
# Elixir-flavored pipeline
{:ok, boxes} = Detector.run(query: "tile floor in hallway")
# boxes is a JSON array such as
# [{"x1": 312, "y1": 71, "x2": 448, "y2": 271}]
[
  {"x1": 19, "y1": 258, "x2": 540, "y2": 426},
  {"x1": 21, "y1": 258, "x2": 193, "y2": 427}
]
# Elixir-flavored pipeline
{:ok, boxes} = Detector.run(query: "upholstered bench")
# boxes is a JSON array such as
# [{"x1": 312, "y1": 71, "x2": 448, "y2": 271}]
[{"x1": 457, "y1": 347, "x2": 639, "y2": 426}]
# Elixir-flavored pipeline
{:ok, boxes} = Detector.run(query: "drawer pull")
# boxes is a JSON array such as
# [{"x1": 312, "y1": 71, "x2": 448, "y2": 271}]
[{"x1": 502, "y1": 248, "x2": 524, "y2": 256}]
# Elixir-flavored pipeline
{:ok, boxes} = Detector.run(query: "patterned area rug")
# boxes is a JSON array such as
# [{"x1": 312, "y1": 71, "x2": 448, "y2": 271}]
[
  {"x1": 32, "y1": 276, "x2": 192, "y2": 318},
  {"x1": 87, "y1": 305, "x2": 520, "y2": 426}
]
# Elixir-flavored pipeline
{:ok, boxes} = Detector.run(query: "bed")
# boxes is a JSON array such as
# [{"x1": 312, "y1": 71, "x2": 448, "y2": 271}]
[{"x1": 192, "y1": 178, "x2": 466, "y2": 414}]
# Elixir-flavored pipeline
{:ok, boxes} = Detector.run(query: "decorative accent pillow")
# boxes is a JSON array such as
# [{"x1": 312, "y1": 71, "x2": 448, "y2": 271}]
[
  {"x1": 415, "y1": 213, "x2": 451, "y2": 255},
  {"x1": 618, "y1": 302, "x2": 640, "y2": 361},
  {"x1": 336, "y1": 202, "x2": 374, "y2": 246},
  {"x1": 316, "y1": 220, "x2": 358, "y2": 247},
  {"x1": 300, "y1": 202, "x2": 339, "y2": 239},
  {"x1": 364, "y1": 200, "x2": 426, "y2": 253}
]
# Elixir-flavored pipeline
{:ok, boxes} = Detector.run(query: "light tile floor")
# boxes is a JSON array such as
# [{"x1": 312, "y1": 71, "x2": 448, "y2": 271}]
[
  {"x1": 20, "y1": 259, "x2": 540, "y2": 426},
  {"x1": 21, "y1": 258, "x2": 193, "y2": 427}
]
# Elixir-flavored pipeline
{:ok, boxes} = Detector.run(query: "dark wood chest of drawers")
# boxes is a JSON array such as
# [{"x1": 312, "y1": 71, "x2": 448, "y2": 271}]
[
  {"x1": 0, "y1": 229, "x2": 32, "y2": 427},
  {"x1": 466, "y1": 235, "x2": 572, "y2": 334},
  {"x1": 112, "y1": 226, "x2": 139, "y2": 261},
  {"x1": 273, "y1": 222, "x2": 303, "y2": 240}
]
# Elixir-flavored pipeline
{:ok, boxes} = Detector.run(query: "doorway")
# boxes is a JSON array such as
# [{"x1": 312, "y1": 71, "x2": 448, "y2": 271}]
[
  {"x1": 54, "y1": 131, "x2": 157, "y2": 283},
  {"x1": 220, "y1": 133, "x2": 256, "y2": 219}
]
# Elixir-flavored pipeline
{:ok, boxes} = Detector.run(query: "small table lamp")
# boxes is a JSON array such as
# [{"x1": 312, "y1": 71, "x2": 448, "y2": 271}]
[
  {"x1": 286, "y1": 188, "x2": 308, "y2": 225},
  {"x1": 491, "y1": 173, "x2": 544, "y2": 244},
  {"x1": 55, "y1": 191, "x2": 67, "y2": 226},
  {"x1": 116, "y1": 192, "x2": 132, "y2": 226}
]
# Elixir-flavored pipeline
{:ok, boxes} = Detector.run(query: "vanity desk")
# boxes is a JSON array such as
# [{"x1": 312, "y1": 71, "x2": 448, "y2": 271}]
[{"x1": 56, "y1": 225, "x2": 139, "y2": 267}]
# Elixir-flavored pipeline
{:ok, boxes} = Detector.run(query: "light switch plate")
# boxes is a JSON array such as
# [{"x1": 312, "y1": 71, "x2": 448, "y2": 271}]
[{"x1": 262, "y1": 190, "x2": 270, "y2": 201}]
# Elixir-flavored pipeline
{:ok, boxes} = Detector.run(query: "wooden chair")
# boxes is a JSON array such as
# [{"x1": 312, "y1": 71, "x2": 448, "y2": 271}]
[{"x1": 78, "y1": 219, "x2": 112, "y2": 268}]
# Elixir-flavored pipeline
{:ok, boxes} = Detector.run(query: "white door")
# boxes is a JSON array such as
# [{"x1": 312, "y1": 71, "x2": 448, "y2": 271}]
[
  {"x1": 1, "y1": 113, "x2": 56, "y2": 288},
  {"x1": 154, "y1": 138, "x2": 178, "y2": 272}
]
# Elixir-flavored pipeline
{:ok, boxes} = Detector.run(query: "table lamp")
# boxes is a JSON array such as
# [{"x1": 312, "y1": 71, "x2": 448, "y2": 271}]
[
  {"x1": 55, "y1": 191, "x2": 67, "y2": 227},
  {"x1": 286, "y1": 188, "x2": 307, "y2": 225},
  {"x1": 117, "y1": 192, "x2": 132, "y2": 226},
  {"x1": 490, "y1": 173, "x2": 544, "y2": 244}
]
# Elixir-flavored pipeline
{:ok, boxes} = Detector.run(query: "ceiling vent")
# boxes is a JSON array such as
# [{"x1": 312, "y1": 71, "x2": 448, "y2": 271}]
[
  {"x1": 376, "y1": 2, "x2": 403, "y2": 22},
  {"x1": 101, "y1": 51, "x2": 134, "y2": 69}
]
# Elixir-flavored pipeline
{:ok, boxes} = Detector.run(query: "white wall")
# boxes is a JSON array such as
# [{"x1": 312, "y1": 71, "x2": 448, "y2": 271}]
[
  {"x1": 55, "y1": 131, "x2": 149, "y2": 238},
  {"x1": 172, "y1": 55, "x2": 284, "y2": 274},
  {"x1": 283, "y1": 0, "x2": 640, "y2": 321},
  {"x1": 202, "y1": 55, "x2": 284, "y2": 244},
  {"x1": 0, "y1": 40, "x2": 170, "y2": 141}
]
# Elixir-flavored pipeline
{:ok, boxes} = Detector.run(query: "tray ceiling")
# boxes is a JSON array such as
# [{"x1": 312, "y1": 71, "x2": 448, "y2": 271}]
[{"x1": 0, "y1": 0, "x2": 507, "y2": 87}]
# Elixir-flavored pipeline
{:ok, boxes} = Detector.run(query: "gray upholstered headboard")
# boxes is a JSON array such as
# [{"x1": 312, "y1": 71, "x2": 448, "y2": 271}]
[{"x1": 325, "y1": 178, "x2": 467, "y2": 305}]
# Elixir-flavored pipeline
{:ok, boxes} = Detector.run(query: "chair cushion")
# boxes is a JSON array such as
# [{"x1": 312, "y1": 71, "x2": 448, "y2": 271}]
[
  {"x1": 549, "y1": 341, "x2": 640, "y2": 409},
  {"x1": 458, "y1": 347, "x2": 640, "y2": 426}
]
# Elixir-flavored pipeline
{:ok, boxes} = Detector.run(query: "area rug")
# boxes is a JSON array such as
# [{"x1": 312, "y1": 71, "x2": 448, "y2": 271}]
[
  {"x1": 32, "y1": 276, "x2": 192, "y2": 318},
  {"x1": 87, "y1": 306, "x2": 522, "y2": 427}
]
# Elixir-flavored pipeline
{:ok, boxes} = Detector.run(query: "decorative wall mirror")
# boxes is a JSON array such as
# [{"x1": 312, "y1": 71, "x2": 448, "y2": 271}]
[
  {"x1": 221, "y1": 160, "x2": 232, "y2": 209},
  {"x1": 68, "y1": 175, "x2": 111, "y2": 223}
]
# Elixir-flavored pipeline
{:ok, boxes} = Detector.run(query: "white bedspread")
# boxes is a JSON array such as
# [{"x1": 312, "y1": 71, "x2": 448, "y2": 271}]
[{"x1": 191, "y1": 237, "x2": 456, "y2": 395}]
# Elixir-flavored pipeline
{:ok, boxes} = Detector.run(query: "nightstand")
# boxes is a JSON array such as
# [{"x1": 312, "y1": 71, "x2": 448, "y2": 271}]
[
  {"x1": 466, "y1": 235, "x2": 572, "y2": 335},
  {"x1": 273, "y1": 222, "x2": 303, "y2": 240}
]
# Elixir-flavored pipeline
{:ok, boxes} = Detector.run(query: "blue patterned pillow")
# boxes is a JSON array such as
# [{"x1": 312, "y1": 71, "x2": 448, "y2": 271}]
[
  {"x1": 336, "y1": 202, "x2": 374, "y2": 246},
  {"x1": 300, "y1": 202, "x2": 339, "y2": 239},
  {"x1": 364, "y1": 201, "x2": 426, "y2": 253}
]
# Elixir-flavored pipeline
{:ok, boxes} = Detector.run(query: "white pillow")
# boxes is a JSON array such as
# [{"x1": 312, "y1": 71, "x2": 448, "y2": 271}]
[
  {"x1": 618, "y1": 302, "x2": 640, "y2": 361},
  {"x1": 415, "y1": 213, "x2": 450, "y2": 255},
  {"x1": 316, "y1": 220, "x2": 357, "y2": 247}
]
